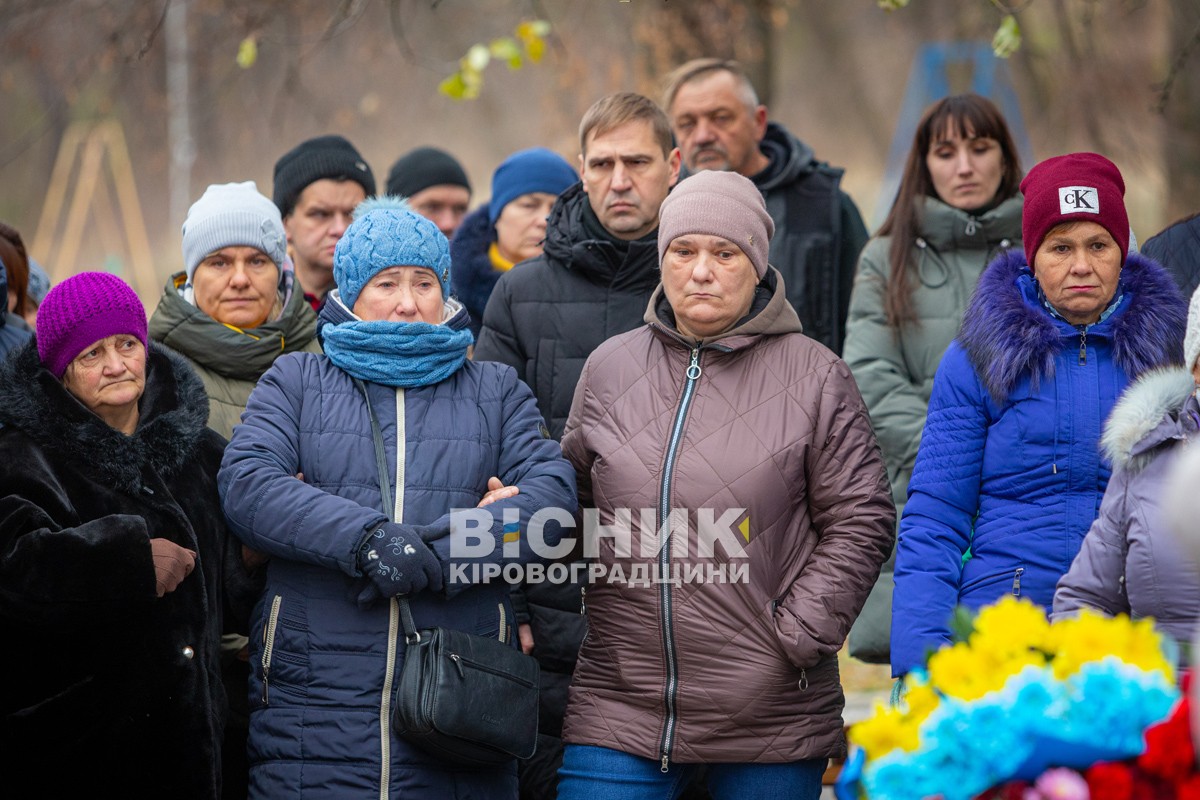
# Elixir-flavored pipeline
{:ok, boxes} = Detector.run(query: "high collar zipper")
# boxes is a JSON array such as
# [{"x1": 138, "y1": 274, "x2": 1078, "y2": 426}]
[{"x1": 656, "y1": 346, "x2": 703, "y2": 773}]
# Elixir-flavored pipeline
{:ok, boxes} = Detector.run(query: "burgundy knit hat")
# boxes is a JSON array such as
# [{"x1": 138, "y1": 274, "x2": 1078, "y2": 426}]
[
  {"x1": 36, "y1": 271, "x2": 148, "y2": 378},
  {"x1": 657, "y1": 170, "x2": 774, "y2": 278},
  {"x1": 1019, "y1": 152, "x2": 1128, "y2": 266}
]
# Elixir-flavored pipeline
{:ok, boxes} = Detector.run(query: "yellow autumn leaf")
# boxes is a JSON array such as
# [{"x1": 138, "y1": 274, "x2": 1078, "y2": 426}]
[
  {"x1": 438, "y1": 72, "x2": 468, "y2": 100},
  {"x1": 992, "y1": 14, "x2": 1021, "y2": 58},
  {"x1": 489, "y1": 37, "x2": 524, "y2": 69},
  {"x1": 236, "y1": 36, "x2": 258, "y2": 69}
]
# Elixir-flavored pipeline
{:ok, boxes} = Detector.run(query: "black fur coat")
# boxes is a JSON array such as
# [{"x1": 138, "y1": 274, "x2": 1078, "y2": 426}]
[{"x1": 0, "y1": 339, "x2": 244, "y2": 799}]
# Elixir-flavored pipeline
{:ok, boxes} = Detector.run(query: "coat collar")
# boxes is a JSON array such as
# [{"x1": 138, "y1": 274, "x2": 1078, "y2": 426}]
[
  {"x1": 644, "y1": 266, "x2": 804, "y2": 351},
  {"x1": 148, "y1": 271, "x2": 318, "y2": 382},
  {"x1": 0, "y1": 338, "x2": 212, "y2": 492},
  {"x1": 1101, "y1": 367, "x2": 1200, "y2": 473},
  {"x1": 958, "y1": 249, "x2": 1186, "y2": 403}
]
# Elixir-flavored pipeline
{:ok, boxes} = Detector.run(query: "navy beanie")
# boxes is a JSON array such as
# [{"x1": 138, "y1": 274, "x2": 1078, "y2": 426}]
[
  {"x1": 273, "y1": 135, "x2": 376, "y2": 217},
  {"x1": 488, "y1": 147, "x2": 577, "y2": 226},
  {"x1": 385, "y1": 147, "x2": 472, "y2": 199}
]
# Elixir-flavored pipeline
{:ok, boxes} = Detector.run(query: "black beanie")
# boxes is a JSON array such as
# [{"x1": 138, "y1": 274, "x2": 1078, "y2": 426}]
[
  {"x1": 273, "y1": 134, "x2": 376, "y2": 217},
  {"x1": 385, "y1": 147, "x2": 472, "y2": 198}
]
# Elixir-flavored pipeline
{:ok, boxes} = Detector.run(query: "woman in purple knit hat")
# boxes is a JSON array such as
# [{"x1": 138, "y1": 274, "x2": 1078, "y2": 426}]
[{"x1": 0, "y1": 271, "x2": 254, "y2": 799}]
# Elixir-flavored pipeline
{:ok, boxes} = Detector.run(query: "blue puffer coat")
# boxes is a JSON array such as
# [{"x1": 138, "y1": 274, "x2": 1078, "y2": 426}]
[
  {"x1": 891, "y1": 250, "x2": 1186, "y2": 676},
  {"x1": 217, "y1": 326, "x2": 577, "y2": 799}
]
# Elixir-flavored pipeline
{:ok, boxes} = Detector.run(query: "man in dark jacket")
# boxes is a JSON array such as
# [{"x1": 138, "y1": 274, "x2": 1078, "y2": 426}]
[
  {"x1": 473, "y1": 91, "x2": 680, "y2": 800},
  {"x1": 663, "y1": 58, "x2": 868, "y2": 354},
  {"x1": 1143, "y1": 211, "x2": 1200, "y2": 300}
]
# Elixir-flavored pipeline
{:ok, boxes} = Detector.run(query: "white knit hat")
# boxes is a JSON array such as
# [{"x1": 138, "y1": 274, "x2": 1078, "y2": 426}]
[
  {"x1": 1186, "y1": 284, "x2": 1200, "y2": 373},
  {"x1": 181, "y1": 181, "x2": 288, "y2": 285}
]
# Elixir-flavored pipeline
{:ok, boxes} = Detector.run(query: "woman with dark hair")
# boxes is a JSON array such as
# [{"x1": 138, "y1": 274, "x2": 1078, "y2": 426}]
[
  {"x1": 841, "y1": 94, "x2": 1024, "y2": 663},
  {"x1": 0, "y1": 221, "x2": 34, "y2": 358}
]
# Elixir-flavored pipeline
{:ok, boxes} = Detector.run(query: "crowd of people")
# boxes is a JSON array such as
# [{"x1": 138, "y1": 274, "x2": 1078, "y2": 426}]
[{"x1": 1, "y1": 55, "x2": 1199, "y2": 800}]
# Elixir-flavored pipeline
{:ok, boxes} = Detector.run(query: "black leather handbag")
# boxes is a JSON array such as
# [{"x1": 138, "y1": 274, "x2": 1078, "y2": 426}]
[
  {"x1": 392, "y1": 597, "x2": 540, "y2": 766},
  {"x1": 356, "y1": 379, "x2": 540, "y2": 767}
]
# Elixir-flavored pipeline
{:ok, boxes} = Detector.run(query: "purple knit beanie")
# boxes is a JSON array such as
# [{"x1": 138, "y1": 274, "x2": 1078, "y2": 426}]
[
  {"x1": 37, "y1": 271, "x2": 148, "y2": 377},
  {"x1": 657, "y1": 170, "x2": 774, "y2": 278}
]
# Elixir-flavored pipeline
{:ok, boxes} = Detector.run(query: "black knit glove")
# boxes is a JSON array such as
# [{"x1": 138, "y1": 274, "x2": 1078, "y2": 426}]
[{"x1": 355, "y1": 523, "x2": 444, "y2": 605}]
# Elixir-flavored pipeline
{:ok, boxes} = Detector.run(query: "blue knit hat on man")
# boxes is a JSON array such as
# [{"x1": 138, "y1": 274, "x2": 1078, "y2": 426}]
[
  {"x1": 488, "y1": 147, "x2": 577, "y2": 226},
  {"x1": 333, "y1": 196, "x2": 451, "y2": 308}
]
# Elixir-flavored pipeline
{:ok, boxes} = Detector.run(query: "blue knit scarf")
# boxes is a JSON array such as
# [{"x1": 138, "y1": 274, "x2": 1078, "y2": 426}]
[{"x1": 319, "y1": 293, "x2": 474, "y2": 388}]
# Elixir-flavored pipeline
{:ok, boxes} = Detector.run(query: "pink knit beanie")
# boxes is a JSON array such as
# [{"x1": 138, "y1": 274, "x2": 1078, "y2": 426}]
[
  {"x1": 36, "y1": 271, "x2": 148, "y2": 377},
  {"x1": 1020, "y1": 152, "x2": 1129, "y2": 266},
  {"x1": 657, "y1": 170, "x2": 774, "y2": 278}
]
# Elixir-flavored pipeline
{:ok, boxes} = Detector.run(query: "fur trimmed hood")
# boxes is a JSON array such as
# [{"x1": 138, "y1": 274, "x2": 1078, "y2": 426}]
[
  {"x1": 1102, "y1": 366, "x2": 1200, "y2": 473},
  {"x1": 959, "y1": 249, "x2": 1186, "y2": 403},
  {"x1": 0, "y1": 338, "x2": 211, "y2": 493}
]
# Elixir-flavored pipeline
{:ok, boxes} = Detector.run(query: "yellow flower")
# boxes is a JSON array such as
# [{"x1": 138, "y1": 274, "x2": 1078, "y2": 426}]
[
  {"x1": 1048, "y1": 610, "x2": 1173, "y2": 680},
  {"x1": 848, "y1": 703, "x2": 922, "y2": 761},
  {"x1": 971, "y1": 596, "x2": 1052, "y2": 657}
]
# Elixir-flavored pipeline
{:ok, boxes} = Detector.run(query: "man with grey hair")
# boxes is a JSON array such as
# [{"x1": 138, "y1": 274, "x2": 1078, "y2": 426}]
[{"x1": 663, "y1": 57, "x2": 868, "y2": 354}]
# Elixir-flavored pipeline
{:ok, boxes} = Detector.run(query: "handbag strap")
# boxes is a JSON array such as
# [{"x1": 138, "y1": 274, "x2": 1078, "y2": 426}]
[{"x1": 354, "y1": 377, "x2": 421, "y2": 643}]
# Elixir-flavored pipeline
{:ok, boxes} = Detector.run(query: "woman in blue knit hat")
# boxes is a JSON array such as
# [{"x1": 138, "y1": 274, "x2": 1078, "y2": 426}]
[
  {"x1": 218, "y1": 197, "x2": 577, "y2": 800},
  {"x1": 451, "y1": 147, "x2": 578, "y2": 337}
]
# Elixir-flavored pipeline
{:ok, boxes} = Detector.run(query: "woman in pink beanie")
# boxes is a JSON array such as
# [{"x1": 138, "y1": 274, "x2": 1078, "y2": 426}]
[
  {"x1": 557, "y1": 169, "x2": 894, "y2": 800},
  {"x1": 0, "y1": 270, "x2": 255, "y2": 799},
  {"x1": 891, "y1": 153, "x2": 1188, "y2": 679}
]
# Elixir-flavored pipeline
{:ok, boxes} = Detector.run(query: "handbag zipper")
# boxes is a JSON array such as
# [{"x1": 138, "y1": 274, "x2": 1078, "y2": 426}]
[
  {"x1": 447, "y1": 651, "x2": 537, "y2": 688},
  {"x1": 657, "y1": 346, "x2": 703, "y2": 773},
  {"x1": 260, "y1": 594, "x2": 283, "y2": 704}
]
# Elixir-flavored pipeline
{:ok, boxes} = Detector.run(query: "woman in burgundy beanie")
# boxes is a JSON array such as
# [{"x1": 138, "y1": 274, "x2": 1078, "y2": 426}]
[
  {"x1": 891, "y1": 152, "x2": 1188, "y2": 678},
  {"x1": 0, "y1": 270, "x2": 256, "y2": 798}
]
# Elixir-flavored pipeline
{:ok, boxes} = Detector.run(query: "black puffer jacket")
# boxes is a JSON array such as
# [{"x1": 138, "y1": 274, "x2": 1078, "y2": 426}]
[
  {"x1": 752, "y1": 122, "x2": 869, "y2": 355},
  {"x1": 473, "y1": 181, "x2": 660, "y2": 799},
  {"x1": 475, "y1": 181, "x2": 660, "y2": 439},
  {"x1": 1142, "y1": 212, "x2": 1200, "y2": 301}
]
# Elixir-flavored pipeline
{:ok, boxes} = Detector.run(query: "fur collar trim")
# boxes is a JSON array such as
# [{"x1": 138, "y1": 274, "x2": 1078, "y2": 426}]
[
  {"x1": 958, "y1": 249, "x2": 1186, "y2": 403},
  {"x1": 1102, "y1": 367, "x2": 1198, "y2": 472},
  {"x1": 0, "y1": 339, "x2": 211, "y2": 492}
]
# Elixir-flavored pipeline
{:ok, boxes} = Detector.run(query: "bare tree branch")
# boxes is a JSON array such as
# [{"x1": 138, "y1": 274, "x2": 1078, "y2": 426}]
[{"x1": 1155, "y1": 18, "x2": 1200, "y2": 113}]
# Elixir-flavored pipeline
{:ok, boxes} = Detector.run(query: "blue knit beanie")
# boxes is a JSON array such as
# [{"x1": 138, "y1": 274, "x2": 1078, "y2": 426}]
[
  {"x1": 488, "y1": 147, "x2": 577, "y2": 226},
  {"x1": 334, "y1": 196, "x2": 451, "y2": 308}
]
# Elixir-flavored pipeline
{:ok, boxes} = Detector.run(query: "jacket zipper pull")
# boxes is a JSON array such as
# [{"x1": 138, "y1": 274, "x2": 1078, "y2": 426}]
[
  {"x1": 661, "y1": 755, "x2": 670, "y2": 773},
  {"x1": 799, "y1": 669, "x2": 809, "y2": 691},
  {"x1": 262, "y1": 666, "x2": 270, "y2": 705},
  {"x1": 450, "y1": 653, "x2": 465, "y2": 679},
  {"x1": 580, "y1": 586, "x2": 587, "y2": 615},
  {"x1": 1078, "y1": 328, "x2": 1087, "y2": 365},
  {"x1": 1012, "y1": 567, "x2": 1025, "y2": 596},
  {"x1": 685, "y1": 348, "x2": 701, "y2": 381},
  {"x1": 965, "y1": 217, "x2": 978, "y2": 236}
]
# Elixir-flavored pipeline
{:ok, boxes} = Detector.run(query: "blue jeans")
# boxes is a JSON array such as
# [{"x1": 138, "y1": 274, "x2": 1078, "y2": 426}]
[{"x1": 556, "y1": 743, "x2": 827, "y2": 800}]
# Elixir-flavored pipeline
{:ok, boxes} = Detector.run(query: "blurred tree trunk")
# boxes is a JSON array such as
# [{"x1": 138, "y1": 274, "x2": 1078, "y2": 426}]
[
  {"x1": 634, "y1": 0, "x2": 776, "y2": 103},
  {"x1": 1161, "y1": 0, "x2": 1200, "y2": 224}
]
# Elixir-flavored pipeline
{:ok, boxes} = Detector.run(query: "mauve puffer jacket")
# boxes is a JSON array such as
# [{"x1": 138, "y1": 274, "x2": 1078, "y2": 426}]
[{"x1": 560, "y1": 269, "x2": 895, "y2": 766}]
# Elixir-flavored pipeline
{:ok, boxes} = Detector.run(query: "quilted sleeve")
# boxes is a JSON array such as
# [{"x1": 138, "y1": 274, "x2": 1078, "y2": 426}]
[
  {"x1": 890, "y1": 341, "x2": 989, "y2": 676},
  {"x1": 843, "y1": 239, "x2": 928, "y2": 480},
  {"x1": 217, "y1": 354, "x2": 388, "y2": 575},
  {"x1": 774, "y1": 357, "x2": 896, "y2": 668}
]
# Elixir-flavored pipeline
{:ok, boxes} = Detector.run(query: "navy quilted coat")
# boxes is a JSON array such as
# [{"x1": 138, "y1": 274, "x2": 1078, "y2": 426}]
[
  {"x1": 891, "y1": 250, "x2": 1186, "y2": 676},
  {"x1": 217, "y1": 346, "x2": 576, "y2": 799}
]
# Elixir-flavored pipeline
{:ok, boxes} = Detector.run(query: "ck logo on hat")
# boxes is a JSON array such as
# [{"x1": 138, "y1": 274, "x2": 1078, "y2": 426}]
[{"x1": 1059, "y1": 186, "x2": 1099, "y2": 215}]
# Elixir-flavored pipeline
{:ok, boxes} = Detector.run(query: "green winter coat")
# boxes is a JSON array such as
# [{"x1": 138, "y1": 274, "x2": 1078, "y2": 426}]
[
  {"x1": 841, "y1": 194, "x2": 1021, "y2": 662},
  {"x1": 148, "y1": 272, "x2": 322, "y2": 440}
]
